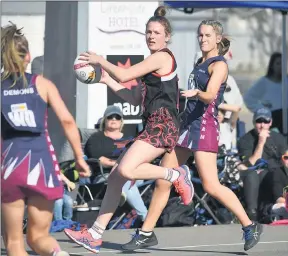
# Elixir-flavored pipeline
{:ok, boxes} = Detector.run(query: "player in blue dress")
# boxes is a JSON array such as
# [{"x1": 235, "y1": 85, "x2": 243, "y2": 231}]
[
  {"x1": 1, "y1": 22, "x2": 90, "y2": 256},
  {"x1": 122, "y1": 20, "x2": 263, "y2": 252}
]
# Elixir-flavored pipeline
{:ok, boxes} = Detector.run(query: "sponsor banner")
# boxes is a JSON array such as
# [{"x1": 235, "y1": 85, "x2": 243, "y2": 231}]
[
  {"x1": 106, "y1": 55, "x2": 143, "y2": 122},
  {"x1": 86, "y1": 1, "x2": 158, "y2": 128}
]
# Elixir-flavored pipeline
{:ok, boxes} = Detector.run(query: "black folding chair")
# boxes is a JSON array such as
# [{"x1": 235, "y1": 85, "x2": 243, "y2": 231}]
[{"x1": 189, "y1": 152, "x2": 268, "y2": 225}]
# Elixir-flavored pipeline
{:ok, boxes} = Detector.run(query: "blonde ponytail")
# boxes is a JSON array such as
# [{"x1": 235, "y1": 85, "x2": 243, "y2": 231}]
[{"x1": 1, "y1": 21, "x2": 29, "y2": 87}]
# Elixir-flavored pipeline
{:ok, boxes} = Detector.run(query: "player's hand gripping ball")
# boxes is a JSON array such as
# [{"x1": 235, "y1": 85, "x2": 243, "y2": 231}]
[{"x1": 73, "y1": 55, "x2": 102, "y2": 84}]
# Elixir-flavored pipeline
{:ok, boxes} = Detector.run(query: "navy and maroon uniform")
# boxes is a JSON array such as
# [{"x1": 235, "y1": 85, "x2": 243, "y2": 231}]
[
  {"x1": 1, "y1": 73, "x2": 63, "y2": 203},
  {"x1": 177, "y1": 56, "x2": 227, "y2": 153}
]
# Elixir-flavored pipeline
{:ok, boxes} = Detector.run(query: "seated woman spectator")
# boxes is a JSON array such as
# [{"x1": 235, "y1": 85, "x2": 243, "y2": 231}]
[
  {"x1": 84, "y1": 105, "x2": 148, "y2": 222},
  {"x1": 244, "y1": 52, "x2": 284, "y2": 133},
  {"x1": 53, "y1": 172, "x2": 75, "y2": 221},
  {"x1": 218, "y1": 102, "x2": 241, "y2": 151}
]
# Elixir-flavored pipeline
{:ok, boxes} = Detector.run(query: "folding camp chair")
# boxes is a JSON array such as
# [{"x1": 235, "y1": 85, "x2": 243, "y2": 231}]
[
  {"x1": 108, "y1": 179, "x2": 154, "y2": 230},
  {"x1": 190, "y1": 154, "x2": 231, "y2": 225},
  {"x1": 108, "y1": 158, "x2": 162, "y2": 230},
  {"x1": 190, "y1": 153, "x2": 268, "y2": 225}
]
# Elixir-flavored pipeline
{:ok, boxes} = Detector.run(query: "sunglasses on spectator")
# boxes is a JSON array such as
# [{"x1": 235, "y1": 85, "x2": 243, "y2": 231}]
[
  {"x1": 282, "y1": 154, "x2": 288, "y2": 161},
  {"x1": 107, "y1": 114, "x2": 122, "y2": 120},
  {"x1": 255, "y1": 118, "x2": 271, "y2": 124}
]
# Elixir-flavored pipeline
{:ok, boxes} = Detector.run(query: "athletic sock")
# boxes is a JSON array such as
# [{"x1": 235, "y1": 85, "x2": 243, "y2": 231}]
[
  {"x1": 88, "y1": 221, "x2": 106, "y2": 239},
  {"x1": 139, "y1": 230, "x2": 153, "y2": 236},
  {"x1": 164, "y1": 168, "x2": 180, "y2": 182},
  {"x1": 51, "y1": 247, "x2": 60, "y2": 256}
]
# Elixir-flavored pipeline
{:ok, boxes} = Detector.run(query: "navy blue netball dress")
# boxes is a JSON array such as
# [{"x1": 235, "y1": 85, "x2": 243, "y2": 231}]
[
  {"x1": 177, "y1": 56, "x2": 227, "y2": 153},
  {"x1": 1, "y1": 73, "x2": 63, "y2": 203}
]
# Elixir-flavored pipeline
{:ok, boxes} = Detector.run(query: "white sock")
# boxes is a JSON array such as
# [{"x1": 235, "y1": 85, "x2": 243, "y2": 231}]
[
  {"x1": 139, "y1": 230, "x2": 152, "y2": 236},
  {"x1": 51, "y1": 248, "x2": 61, "y2": 256},
  {"x1": 164, "y1": 168, "x2": 180, "y2": 182},
  {"x1": 88, "y1": 221, "x2": 106, "y2": 239}
]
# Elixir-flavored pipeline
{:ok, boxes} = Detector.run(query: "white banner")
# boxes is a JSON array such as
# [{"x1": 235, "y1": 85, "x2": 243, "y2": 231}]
[{"x1": 86, "y1": 1, "x2": 159, "y2": 129}]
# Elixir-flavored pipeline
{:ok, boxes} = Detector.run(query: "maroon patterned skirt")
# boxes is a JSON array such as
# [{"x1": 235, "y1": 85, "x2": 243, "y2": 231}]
[{"x1": 136, "y1": 107, "x2": 179, "y2": 153}]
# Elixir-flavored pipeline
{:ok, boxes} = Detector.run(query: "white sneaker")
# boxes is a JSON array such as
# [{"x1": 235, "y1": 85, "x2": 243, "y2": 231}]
[
  {"x1": 119, "y1": 192, "x2": 127, "y2": 207},
  {"x1": 55, "y1": 251, "x2": 70, "y2": 256},
  {"x1": 272, "y1": 203, "x2": 288, "y2": 218}
]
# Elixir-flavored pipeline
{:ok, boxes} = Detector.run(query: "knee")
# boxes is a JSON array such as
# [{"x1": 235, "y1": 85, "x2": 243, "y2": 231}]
[
  {"x1": 54, "y1": 199, "x2": 63, "y2": 209},
  {"x1": 155, "y1": 179, "x2": 171, "y2": 191},
  {"x1": 202, "y1": 181, "x2": 220, "y2": 197},
  {"x1": 26, "y1": 231, "x2": 39, "y2": 250},
  {"x1": 55, "y1": 198, "x2": 63, "y2": 205},
  {"x1": 246, "y1": 170, "x2": 258, "y2": 178},
  {"x1": 4, "y1": 235, "x2": 23, "y2": 250},
  {"x1": 26, "y1": 227, "x2": 49, "y2": 249},
  {"x1": 117, "y1": 165, "x2": 134, "y2": 180},
  {"x1": 63, "y1": 195, "x2": 73, "y2": 208},
  {"x1": 243, "y1": 170, "x2": 259, "y2": 183},
  {"x1": 122, "y1": 181, "x2": 131, "y2": 195}
]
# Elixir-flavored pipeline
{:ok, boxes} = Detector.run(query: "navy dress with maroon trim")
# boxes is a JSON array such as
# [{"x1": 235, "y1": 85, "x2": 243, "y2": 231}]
[
  {"x1": 177, "y1": 56, "x2": 227, "y2": 153},
  {"x1": 1, "y1": 73, "x2": 63, "y2": 203}
]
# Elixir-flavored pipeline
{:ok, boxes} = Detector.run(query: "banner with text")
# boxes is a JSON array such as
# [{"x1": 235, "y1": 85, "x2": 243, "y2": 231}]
[
  {"x1": 106, "y1": 55, "x2": 143, "y2": 123},
  {"x1": 87, "y1": 1, "x2": 158, "y2": 128}
]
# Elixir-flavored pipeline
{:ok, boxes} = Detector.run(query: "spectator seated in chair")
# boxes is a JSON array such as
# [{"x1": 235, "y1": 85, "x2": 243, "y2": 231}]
[
  {"x1": 83, "y1": 105, "x2": 148, "y2": 222},
  {"x1": 270, "y1": 151, "x2": 288, "y2": 219},
  {"x1": 237, "y1": 107, "x2": 288, "y2": 221},
  {"x1": 53, "y1": 172, "x2": 75, "y2": 221}
]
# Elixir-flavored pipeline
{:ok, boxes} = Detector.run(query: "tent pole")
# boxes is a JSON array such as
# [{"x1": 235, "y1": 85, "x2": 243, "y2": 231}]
[{"x1": 281, "y1": 11, "x2": 288, "y2": 138}]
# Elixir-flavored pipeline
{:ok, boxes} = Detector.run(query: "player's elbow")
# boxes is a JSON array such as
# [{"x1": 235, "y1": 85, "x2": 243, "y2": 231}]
[
  {"x1": 207, "y1": 99, "x2": 214, "y2": 104},
  {"x1": 203, "y1": 92, "x2": 215, "y2": 104},
  {"x1": 203, "y1": 97, "x2": 214, "y2": 104},
  {"x1": 60, "y1": 115, "x2": 75, "y2": 128},
  {"x1": 119, "y1": 77, "x2": 129, "y2": 83},
  {"x1": 235, "y1": 106, "x2": 241, "y2": 112},
  {"x1": 118, "y1": 71, "x2": 132, "y2": 83}
]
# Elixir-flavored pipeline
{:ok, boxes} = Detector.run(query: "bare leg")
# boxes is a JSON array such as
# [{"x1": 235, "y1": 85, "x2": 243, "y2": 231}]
[
  {"x1": 2, "y1": 199, "x2": 29, "y2": 256},
  {"x1": 26, "y1": 196, "x2": 66, "y2": 256},
  {"x1": 141, "y1": 147, "x2": 191, "y2": 231},
  {"x1": 64, "y1": 141, "x2": 194, "y2": 254},
  {"x1": 95, "y1": 166, "x2": 127, "y2": 227},
  {"x1": 95, "y1": 141, "x2": 166, "y2": 228},
  {"x1": 117, "y1": 141, "x2": 168, "y2": 180},
  {"x1": 194, "y1": 151, "x2": 252, "y2": 227}
]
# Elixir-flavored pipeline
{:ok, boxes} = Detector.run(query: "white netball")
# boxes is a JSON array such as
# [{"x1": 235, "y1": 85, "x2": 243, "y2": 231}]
[{"x1": 73, "y1": 55, "x2": 102, "y2": 84}]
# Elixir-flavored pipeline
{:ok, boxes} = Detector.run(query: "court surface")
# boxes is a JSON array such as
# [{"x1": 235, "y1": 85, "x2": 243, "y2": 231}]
[{"x1": 1, "y1": 224, "x2": 288, "y2": 255}]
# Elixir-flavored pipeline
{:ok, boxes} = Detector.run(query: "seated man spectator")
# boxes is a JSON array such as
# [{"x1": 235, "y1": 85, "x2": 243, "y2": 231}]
[
  {"x1": 270, "y1": 151, "x2": 288, "y2": 218},
  {"x1": 84, "y1": 105, "x2": 148, "y2": 222},
  {"x1": 237, "y1": 108, "x2": 288, "y2": 221}
]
